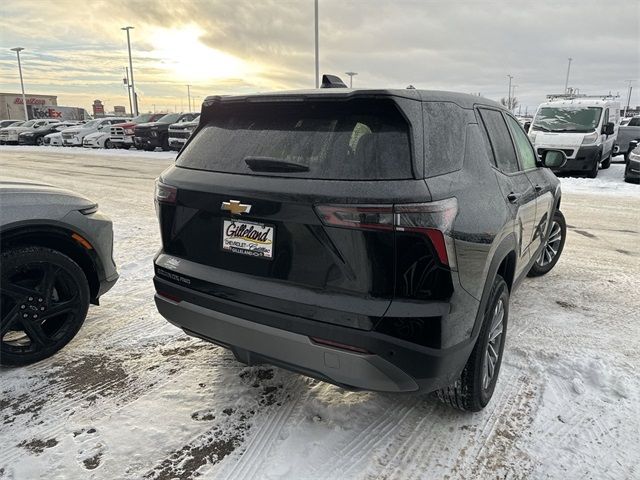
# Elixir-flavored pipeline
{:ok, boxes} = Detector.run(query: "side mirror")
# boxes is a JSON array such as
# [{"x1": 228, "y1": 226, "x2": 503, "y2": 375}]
[
  {"x1": 541, "y1": 149, "x2": 567, "y2": 169},
  {"x1": 602, "y1": 122, "x2": 615, "y2": 135}
]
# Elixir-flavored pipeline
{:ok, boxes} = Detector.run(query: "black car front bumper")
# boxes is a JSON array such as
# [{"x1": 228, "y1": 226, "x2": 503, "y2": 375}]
[
  {"x1": 133, "y1": 135, "x2": 162, "y2": 149},
  {"x1": 549, "y1": 145, "x2": 601, "y2": 173}
]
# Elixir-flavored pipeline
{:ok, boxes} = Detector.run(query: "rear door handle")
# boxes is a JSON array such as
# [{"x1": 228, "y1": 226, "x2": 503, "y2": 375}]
[
  {"x1": 507, "y1": 192, "x2": 520, "y2": 203},
  {"x1": 534, "y1": 184, "x2": 542, "y2": 192}
]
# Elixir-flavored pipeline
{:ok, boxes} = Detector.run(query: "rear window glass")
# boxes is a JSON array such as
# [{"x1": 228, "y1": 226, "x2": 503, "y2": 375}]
[{"x1": 177, "y1": 99, "x2": 413, "y2": 179}]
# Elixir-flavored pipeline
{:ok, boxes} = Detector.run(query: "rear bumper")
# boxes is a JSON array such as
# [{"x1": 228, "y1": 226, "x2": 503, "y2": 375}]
[{"x1": 153, "y1": 276, "x2": 476, "y2": 393}]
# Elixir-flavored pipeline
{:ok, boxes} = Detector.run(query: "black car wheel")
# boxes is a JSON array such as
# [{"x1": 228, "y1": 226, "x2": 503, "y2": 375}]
[
  {"x1": 528, "y1": 210, "x2": 566, "y2": 277},
  {"x1": 436, "y1": 275, "x2": 509, "y2": 412},
  {"x1": 105, "y1": 139, "x2": 114, "y2": 149},
  {"x1": 587, "y1": 156, "x2": 600, "y2": 178},
  {"x1": 35, "y1": 136, "x2": 45, "y2": 146},
  {"x1": 0, "y1": 247, "x2": 90, "y2": 366},
  {"x1": 600, "y1": 153, "x2": 611, "y2": 169}
]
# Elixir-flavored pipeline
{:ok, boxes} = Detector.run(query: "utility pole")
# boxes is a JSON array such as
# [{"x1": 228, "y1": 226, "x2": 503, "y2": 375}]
[
  {"x1": 507, "y1": 75, "x2": 513, "y2": 111},
  {"x1": 345, "y1": 71, "x2": 358, "y2": 88},
  {"x1": 624, "y1": 80, "x2": 633, "y2": 118},
  {"x1": 124, "y1": 67, "x2": 133, "y2": 116},
  {"x1": 10, "y1": 47, "x2": 28, "y2": 120},
  {"x1": 186, "y1": 85, "x2": 192, "y2": 112},
  {"x1": 314, "y1": 0, "x2": 319, "y2": 88},
  {"x1": 564, "y1": 57, "x2": 573, "y2": 93},
  {"x1": 122, "y1": 26, "x2": 138, "y2": 115}
]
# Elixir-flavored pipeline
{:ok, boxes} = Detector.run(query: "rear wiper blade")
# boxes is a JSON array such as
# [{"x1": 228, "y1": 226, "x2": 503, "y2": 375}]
[{"x1": 244, "y1": 156, "x2": 309, "y2": 173}]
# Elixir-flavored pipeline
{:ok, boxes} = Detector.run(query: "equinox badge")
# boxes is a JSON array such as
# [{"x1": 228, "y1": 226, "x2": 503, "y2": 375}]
[{"x1": 221, "y1": 200, "x2": 252, "y2": 215}]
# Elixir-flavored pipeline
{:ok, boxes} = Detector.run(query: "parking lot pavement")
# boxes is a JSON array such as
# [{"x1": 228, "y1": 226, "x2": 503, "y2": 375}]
[{"x1": 1, "y1": 148, "x2": 639, "y2": 480}]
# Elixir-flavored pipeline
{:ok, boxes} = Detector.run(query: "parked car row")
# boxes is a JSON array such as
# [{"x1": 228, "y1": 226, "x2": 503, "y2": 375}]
[{"x1": 0, "y1": 112, "x2": 201, "y2": 152}]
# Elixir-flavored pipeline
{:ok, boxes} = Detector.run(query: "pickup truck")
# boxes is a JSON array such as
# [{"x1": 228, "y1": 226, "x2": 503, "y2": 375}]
[
  {"x1": 615, "y1": 116, "x2": 640, "y2": 159},
  {"x1": 168, "y1": 115, "x2": 200, "y2": 150},
  {"x1": 133, "y1": 112, "x2": 198, "y2": 151},
  {"x1": 109, "y1": 113, "x2": 165, "y2": 149}
]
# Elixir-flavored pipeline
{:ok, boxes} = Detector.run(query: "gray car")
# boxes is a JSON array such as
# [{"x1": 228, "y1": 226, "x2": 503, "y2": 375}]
[{"x1": 0, "y1": 180, "x2": 118, "y2": 365}]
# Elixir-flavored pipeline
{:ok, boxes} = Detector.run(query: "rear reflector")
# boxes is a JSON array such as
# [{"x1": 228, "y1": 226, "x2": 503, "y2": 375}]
[
  {"x1": 315, "y1": 198, "x2": 458, "y2": 267},
  {"x1": 157, "y1": 291, "x2": 182, "y2": 303},
  {"x1": 309, "y1": 337, "x2": 370, "y2": 354}
]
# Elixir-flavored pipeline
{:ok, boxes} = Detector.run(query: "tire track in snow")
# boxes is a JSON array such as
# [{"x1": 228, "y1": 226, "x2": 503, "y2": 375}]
[
  {"x1": 317, "y1": 395, "x2": 423, "y2": 479},
  {"x1": 216, "y1": 377, "x2": 307, "y2": 480}
]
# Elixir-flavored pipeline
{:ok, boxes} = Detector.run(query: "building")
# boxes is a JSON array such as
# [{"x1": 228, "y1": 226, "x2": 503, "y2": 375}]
[
  {"x1": 0, "y1": 92, "x2": 57, "y2": 120},
  {"x1": 114, "y1": 105, "x2": 127, "y2": 116},
  {"x1": 92, "y1": 99, "x2": 105, "y2": 117}
]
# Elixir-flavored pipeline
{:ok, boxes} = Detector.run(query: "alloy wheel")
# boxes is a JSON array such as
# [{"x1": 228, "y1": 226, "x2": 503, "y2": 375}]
[
  {"x1": 482, "y1": 298, "x2": 504, "y2": 390},
  {"x1": 536, "y1": 220, "x2": 562, "y2": 267},
  {"x1": 1, "y1": 262, "x2": 82, "y2": 355}
]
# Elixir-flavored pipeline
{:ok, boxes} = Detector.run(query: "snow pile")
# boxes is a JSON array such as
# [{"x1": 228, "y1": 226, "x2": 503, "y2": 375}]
[{"x1": 559, "y1": 162, "x2": 638, "y2": 196}]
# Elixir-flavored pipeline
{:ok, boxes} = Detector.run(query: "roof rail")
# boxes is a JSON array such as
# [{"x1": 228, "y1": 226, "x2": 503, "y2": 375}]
[{"x1": 546, "y1": 92, "x2": 620, "y2": 101}]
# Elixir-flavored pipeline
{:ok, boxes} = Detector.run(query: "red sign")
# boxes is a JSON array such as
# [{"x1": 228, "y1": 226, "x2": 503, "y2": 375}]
[{"x1": 14, "y1": 97, "x2": 47, "y2": 105}]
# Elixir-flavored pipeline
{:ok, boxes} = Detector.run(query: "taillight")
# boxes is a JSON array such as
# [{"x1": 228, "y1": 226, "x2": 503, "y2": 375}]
[
  {"x1": 314, "y1": 205, "x2": 393, "y2": 231},
  {"x1": 394, "y1": 199, "x2": 458, "y2": 267},
  {"x1": 315, "y1": 198, "x2": 458, "y2": 268},
  {"x1": 155, "y1": 180, "x2": 177, "y2": 204}
]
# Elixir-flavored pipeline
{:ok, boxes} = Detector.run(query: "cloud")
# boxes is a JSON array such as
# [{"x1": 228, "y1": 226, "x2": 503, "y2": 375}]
[{"x1": 0, "y1": 0, "x2": 638, "y2": 113}]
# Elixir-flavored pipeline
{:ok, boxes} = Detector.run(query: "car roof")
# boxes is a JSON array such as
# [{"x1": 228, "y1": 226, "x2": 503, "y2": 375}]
[{"x1": 203, "y1": 88, "x2": 502, "y2": 110}]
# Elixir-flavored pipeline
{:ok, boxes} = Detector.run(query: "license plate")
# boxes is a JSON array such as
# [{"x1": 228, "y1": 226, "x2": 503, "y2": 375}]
[{"x1": 222, "y1": 219, "x2": 274, "y2": 259}]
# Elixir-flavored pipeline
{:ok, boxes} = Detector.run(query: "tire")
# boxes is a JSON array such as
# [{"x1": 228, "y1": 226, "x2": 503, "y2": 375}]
[
  {"x1": 161, "y1": 136, "x2": 170, "y2": 151},
  {"x1": 436, "y1": 275, "x2": 509, "y2": 412},
  {"x1": 528, "y1": 210, "x2": 566, "y2": 277},
  {"x1": 105, "y1": 139, "x2": 114, "y2": 149},
  {"x1": 0, "y1": 247, "x2": 90, "y2": 366},
  {"x1": 600, "y1": 153, "x2": 611, "y2": 169},
  {"x1": 586, "y1": 157, "x2": 599, "y2": 178},
  {"x1": 35, "y1": 136, "x2": 45, "y2": 146}
]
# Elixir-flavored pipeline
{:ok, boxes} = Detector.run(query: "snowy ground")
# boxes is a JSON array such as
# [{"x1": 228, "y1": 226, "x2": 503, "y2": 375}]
[{"x1": 0, "y1": 147, "x2": 638, "y2": 480}]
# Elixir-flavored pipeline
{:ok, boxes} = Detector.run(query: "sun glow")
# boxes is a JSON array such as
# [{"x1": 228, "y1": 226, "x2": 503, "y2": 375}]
[{"x1": 151, "y1": 26, "x2": 249, "y2": 81}]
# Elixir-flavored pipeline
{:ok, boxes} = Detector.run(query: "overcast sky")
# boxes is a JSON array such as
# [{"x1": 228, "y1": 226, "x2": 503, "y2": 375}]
[{"x1": 0, "y1": 0, "x2": 638, "y2": 114}]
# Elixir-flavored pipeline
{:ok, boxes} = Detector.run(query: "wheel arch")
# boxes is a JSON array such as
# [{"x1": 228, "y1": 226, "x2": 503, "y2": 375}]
[
  {"x1": 1, "y1": 224, "x2": 103, "y2": 304},
  {"x1": 470, "y1": 233, "x2": 517, "y2": 339}
]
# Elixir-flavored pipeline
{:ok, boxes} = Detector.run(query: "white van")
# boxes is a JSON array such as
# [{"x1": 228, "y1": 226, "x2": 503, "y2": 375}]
[{"x1": 528, "y1": 97, "x2": 620, "y2": 178}]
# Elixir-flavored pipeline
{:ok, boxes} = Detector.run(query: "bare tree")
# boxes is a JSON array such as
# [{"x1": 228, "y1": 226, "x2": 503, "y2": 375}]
[{"x1": 500, "y1": 97, "x2": 519, "y2": 111}]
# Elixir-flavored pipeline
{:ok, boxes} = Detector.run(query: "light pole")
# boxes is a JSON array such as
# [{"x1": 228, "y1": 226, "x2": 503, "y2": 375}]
[
  {"x1": 10, "y1": 47, "x2": 28, "y2": 120},
  {"x1": 507, "y1": 75, "x2": 513, "y2": 110},
  {"x1": 345, "y1": 71, "x2": 358, "y2": 88},
  {"x1": 122, "y1": 26, "x2": 138, "y2": 115},
  {"x1": 314, "y1": 0, "x2": 319, "y2": 88},
  {"x1": 624, "y1": 80, "x2": 633, "y2": 118},
  {"x1": 124, "y1": 66, "x2": 133, "y2": 116},
  {"x1": 564, "y1": 57, "x2": 573, "y2": 93},
  {"x1": 186, "y1": 85, "x2": 192, "y2": 112}
]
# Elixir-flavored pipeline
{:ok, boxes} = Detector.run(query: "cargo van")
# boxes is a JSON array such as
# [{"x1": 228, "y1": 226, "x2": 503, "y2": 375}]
[{"x1": 528, "y1": 97, "x2": 620, "y2": 178}]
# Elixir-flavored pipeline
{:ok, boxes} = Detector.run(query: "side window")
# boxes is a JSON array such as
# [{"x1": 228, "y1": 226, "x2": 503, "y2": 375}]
[
  {"x1": 505, "y1": 115, "x2": 537, "y2": 170},
  {"x1": 629, "y1": 117, "x2": 640, "y2": 127},
  {"x1": 478, "y1": 109, "x2": 520, "y2": 173},
  {"x1": 603, "y1": 109, "x2": 609, "y2": 125}
]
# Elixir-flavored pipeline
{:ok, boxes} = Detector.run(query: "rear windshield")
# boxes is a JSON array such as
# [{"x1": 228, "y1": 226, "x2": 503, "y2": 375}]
[{"x1": 177, "y1": 99, "x2": 413, "y2": 179}]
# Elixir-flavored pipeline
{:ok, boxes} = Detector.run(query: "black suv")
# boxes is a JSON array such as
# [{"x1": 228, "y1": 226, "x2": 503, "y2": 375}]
[{"x1": 153, "y1": 86, "x2": 567, "y2": 411}]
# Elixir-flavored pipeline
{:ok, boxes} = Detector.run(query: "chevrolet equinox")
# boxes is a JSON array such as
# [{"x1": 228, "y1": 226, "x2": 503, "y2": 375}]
[{"x1": 153, "y1": 84, "x2": 567, "y2": 411}]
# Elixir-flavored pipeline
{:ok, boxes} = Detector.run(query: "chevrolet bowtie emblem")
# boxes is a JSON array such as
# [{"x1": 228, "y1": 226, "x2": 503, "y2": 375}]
[{"x1": 221, "y1": 200, "x2": 252, "y2": 215}]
